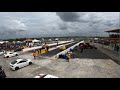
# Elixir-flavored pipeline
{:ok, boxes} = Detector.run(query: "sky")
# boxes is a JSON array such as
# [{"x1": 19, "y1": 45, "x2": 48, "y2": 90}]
[{"x1": 0, "y1": 12, "x2": 119, "y2": 39}]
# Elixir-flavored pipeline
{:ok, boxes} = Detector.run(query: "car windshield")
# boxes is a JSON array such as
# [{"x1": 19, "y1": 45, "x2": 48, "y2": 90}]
[
  {"x1": 22, "y1": 59, "x2": 27, "y2": 61},
  {"x1": 11, "y1": 60, "x2": 17, "y2": 64}
]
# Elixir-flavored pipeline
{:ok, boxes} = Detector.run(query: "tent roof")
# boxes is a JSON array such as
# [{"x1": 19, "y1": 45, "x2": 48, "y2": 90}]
[
  {"x1": 105, "y1": 29, "x2": 120, "y2": 33},
  {"x1": 24, "y1": 38, "x2": 32, "y2": 42},
  {"x1": 32, "y1": 39, "x2": 40, "y2": 42}
]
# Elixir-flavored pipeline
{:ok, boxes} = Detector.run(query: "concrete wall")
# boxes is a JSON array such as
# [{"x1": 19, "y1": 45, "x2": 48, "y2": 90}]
[
  {"x1": 23, "y1": 40, "x2": 74, "y2": 52},
  {"x1": 55, "y1": 40, "x2": 84, "y2": 59}
]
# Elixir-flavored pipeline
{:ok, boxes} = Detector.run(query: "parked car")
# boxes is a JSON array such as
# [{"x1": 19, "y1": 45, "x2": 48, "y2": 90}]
[
  {"x1": 34, "y1": 74, "x2": 59, "y2": 78},
  {"x1": 0, "y1": 50, "x2": 6, "y2": 56},
  {"x1": 4, "y1": 52, "x2": 18, "y2": 58},
  {"x1": 10, "y1": 59, "x2": 33, "y2": 70}
]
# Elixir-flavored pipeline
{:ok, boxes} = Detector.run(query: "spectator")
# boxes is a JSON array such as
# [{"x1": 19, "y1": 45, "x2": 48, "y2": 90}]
[
  {"x1": 33, "y1": 52, "x2": 37, "y2": 60},
  {"x1": 116, "y1": 45, "x2": 119, "y2": 52},
  {"x1": 66, "y1": 52, "x2": 70, "y2": 62},
  {"x1": 80, "y1": 44, "x2": 84, "y2": 53},
  {"x1": 36, "y1": 50, "x2": 39, "y2": 57},
  {"x1": 0, "y1": 65, "x2": 7, "y2": 78}
]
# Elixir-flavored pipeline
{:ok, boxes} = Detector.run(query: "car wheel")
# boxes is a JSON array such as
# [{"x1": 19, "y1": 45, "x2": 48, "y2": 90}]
[
  {"x1": 16, "y1": 54, "x2": 18, "y2": 56},
  {"x1": 15, "y1": 67, "x2": 19, "y2": 70},
  {"x1": 7, "y1": 56, "x2": 9, "y2": 58},
  {"x1": 29, "y1": 62, "x2": 32, "y2": 65}
]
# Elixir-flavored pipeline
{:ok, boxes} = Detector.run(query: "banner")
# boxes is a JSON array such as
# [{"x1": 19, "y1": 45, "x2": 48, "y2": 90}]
[{"x1": 41, "y1": 49, "x2": 46, "y2": 54}]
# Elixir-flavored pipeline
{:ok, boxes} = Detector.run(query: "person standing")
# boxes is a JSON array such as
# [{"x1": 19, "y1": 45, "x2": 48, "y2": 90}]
[
  {"x1": 80, "y1": 44, "x2": 84, "y2": 53},
  {"x1": 66, "y1": 52, "x2": 70, "y2": 62},
  {"x1": 0, "y1": 65, "x2": 7, "y2": 78},
  {"x1": 116, "y1": 45, "x2": 119, "y2": 52},
  {"x1": 36, "y1": 50, "x2": 38, "y2": 57},
  {"x1": 33, "y1": 52, "x2": 36, "y2": 60}
]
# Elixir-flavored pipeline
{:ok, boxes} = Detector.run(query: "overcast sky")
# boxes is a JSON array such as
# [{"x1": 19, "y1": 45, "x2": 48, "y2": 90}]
[{"x1": 0, "y1": 12, "x2": 119, "y2": 39}]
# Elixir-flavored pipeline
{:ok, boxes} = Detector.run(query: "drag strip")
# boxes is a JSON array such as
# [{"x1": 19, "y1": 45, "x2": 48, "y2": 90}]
[{"x1": 41, "y1": 42, "x2": 78, "y2": 57}]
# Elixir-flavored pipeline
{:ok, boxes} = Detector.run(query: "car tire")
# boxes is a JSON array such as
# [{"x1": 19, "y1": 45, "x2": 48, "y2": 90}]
[
  {"x1": 29, "y1": 62, "x2": 32, "y2": 65},
  {"x1": 7, "y1": 56, "x2": 9, "y2": 58},
  {"x1": 16, "y1": 54, "x2": 18, "y2": 56},
  {"x1": 15, "y1": 67, "x2": 19, "y2": 70}
]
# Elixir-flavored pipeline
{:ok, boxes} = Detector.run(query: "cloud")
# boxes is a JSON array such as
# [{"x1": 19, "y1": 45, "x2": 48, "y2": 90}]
[
  {"x1": 56, "y1": 12, "x2": 81, "y2": 22},
  {"x1": 4, "y1": 19, "x2": 27, "y2": 30},
  {"x1": 0, "y1": 12, "x2": 119, "y2": 39}
]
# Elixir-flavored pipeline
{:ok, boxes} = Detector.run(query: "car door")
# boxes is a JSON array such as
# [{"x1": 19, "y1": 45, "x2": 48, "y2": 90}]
[
  {"x1": 9, "y1": 53, "x2": 13, "y2": 57},
  {"x1": 0, "y1": 52, "x2": 3, "y2": 55},
  {"x1": 17, "y1": 60, "x2": 27, "y2": 68},
  {"x1": 13, "y1": 52, "x2": 16, "y2": 56}
]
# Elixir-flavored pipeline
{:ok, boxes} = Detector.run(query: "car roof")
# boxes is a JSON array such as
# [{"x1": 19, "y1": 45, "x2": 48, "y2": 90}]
[
  {"x1": 7, "y1": 52, "x2": 12, "y2": 53},
  {"x1": 44, "y1": 74, "x2": 58, "y2": 78},
  {"x1": 7, "y1": 52, "x2": 16, "y2": 54},
  {"x1": 35, "y1": 74, "x2": 58, "y2": 78},
  {"x1": 16, "y1": 59, "x2": 28, "y2": 62},
  {"x1": 34, "y1": 74, "x2": 45, "y2": 78}
]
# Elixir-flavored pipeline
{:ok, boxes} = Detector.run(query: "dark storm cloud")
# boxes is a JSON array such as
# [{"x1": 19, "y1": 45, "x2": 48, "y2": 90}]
[
  {"x1": 58, "y1": 23, "x2": 68, "y2": 30},
  {"x1": 0, "y1": 12, "x2": 119, "y2": 39},
  {"x1": 103, "y1": 20, "x2": 116, "y2": 26},
  {"x1": 56, "y1": 12, "x2": 81, "y2": 22}
]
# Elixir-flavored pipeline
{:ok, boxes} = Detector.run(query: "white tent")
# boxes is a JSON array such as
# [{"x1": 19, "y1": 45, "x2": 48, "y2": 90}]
[
  {"x1": 0, "y1": 41, "x2": 5, "y2": 44},
  {"x1": 55, "y1": 38, "x2": 59, "y2": 41},
  {"x1": 32, "y1": 39, "x2": 41, "y2": 43},
  {"x1": 48, "y1": 39, "x2": 52, "y2": 41}
]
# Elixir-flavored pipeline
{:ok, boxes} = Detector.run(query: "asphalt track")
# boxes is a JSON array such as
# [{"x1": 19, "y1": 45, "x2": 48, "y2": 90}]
[
  {"x1": 41, "y1": 42, "x2": 78, "y2": 57},
  {"x1": 72, "y1": 46, "x2": 111, "y2": 59}
]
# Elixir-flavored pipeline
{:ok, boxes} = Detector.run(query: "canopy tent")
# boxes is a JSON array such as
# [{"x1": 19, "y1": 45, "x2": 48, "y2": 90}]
[
  {"x1": 24, "y1": 38, "x2": 32, "y2": 42},
  {"x1": 0, "y1": 41, "x2": 5, "y2": 44},
  {"x1": 55, "y1": 38, "x2": 59, "y2": 41},
  {"x1": 105, "y1": 29, "x2": 120, "y2": 33},
  {"x1": 32, "y1": 39, "x2": 41, "y2": 43}
]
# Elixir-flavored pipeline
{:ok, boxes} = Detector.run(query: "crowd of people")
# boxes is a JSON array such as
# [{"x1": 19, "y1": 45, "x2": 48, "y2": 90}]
[
  {"x1": 0, "y1": 42, "x2": 26, "y2": 51},
  {"x1": 109, "y1": 34, "x2": 120, "y2": 38},
  {"x1": 94, "y1": 39, "x2": 120, "y2": 52},
  {"x1": 110, "y1": 42, "x2": 120, "y2": 52}
]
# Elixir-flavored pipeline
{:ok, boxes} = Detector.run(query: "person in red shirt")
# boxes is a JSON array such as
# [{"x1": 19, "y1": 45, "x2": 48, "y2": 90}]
[{"x1": 33, "y1": 52, "x2": 37, "y2": 60}]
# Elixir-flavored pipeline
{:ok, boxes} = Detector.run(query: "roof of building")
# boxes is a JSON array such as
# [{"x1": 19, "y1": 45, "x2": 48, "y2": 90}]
[{"x1": 105, "y1": 29, "x2": 120, "y2": 33}]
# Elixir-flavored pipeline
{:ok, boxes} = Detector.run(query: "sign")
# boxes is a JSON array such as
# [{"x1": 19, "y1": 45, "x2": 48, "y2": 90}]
[{"x1": 41, "y1": 49, "x2": 46, "y2": 54}]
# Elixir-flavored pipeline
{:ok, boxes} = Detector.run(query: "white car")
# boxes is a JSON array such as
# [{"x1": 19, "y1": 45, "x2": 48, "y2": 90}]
[
  {"x1": 34, "y1": 74, "x2": 59, "y2": 78},
  {"x1": 4, "y1": 52, "x2": 18, "y2": 58},
  {"x1": 0, "y1": 50, "x2": 6, "y2": 56},
  {"x1": 10, "y1": 59, "x2": 33, "y2": 70}
]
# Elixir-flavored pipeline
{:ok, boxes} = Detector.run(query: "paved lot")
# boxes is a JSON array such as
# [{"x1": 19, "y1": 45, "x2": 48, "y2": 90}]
[
  {"x1": 0, "y1": 42, "x2": 120, "y2": 78},
  {"x1": 72, "y1": 46, "x2": 111, "y2": 59}
]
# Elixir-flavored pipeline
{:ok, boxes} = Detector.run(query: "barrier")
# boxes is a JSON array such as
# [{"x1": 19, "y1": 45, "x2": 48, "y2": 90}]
[
  {"x1": 41, "y1": 49, "x2": 46, "y2": 54},
  {"x1": 23, "y1": 40, "x2": 74, "y2": 52},
  {"x1": 55, "y1": 40, "x2": 84, "y2": 59}
]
